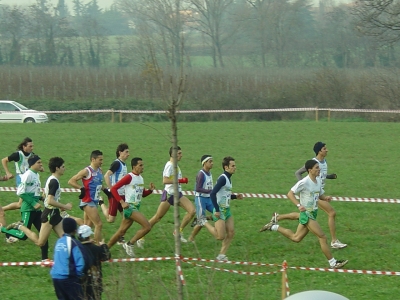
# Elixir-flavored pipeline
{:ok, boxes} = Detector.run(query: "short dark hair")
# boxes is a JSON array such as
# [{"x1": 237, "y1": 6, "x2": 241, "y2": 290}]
[
  {"x1": 131, "y1": 157, "x2": 143, "y2": 168},
  {"x1": 201, "y1": 154, "x2": 212, "y2": 164},
  {"x1": 116, "y1": 143, "x2": 129, "y2": 158},
  {"x1": 222, "y1": 156, "x2": 234, "y2": 170},
  {"x1": 48, "y1": 157, "x2": 65, "y2": 173},
  {"x1": 90, "y1": 150, "x2": 103, "y2": 160},
  {"x1": 169, "y1": 146, "x2": 181, "y2": 157},
  {"x1": 305, "y1": 159, "x2": 318, "y2": 173},
  {"x1": 17, "y1": 137, "x2": 32, "y2": 151}
]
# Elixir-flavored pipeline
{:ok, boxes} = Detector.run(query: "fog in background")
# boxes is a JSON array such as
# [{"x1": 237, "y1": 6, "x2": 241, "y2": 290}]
[{"x1": 3, "y1": 0, "x2": 351, "y2": 8}]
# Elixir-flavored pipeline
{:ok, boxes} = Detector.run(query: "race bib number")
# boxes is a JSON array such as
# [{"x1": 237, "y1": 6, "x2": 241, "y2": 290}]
[{"x1": 94, "y1": 185, "x2": 102, "y2": 200}]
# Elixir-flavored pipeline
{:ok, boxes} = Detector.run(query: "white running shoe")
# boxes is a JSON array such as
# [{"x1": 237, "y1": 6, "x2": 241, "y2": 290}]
[
  {"x1": 173, "y1": 230, "x2": 187, "y2": 243},
  {"x1": 136, "y1": 239, "x2": 145, "y2": 249},
  {"x1": 216, "y1": 254, "x2": 228, "y2": 262},
  {"x1": 270, "y1": 212, "x2": 279, "y2": 224},
  {"x1": 60, "y1": 211, "x2": 70, "y2": 218},
  {"x1": 5, "y1": 236, "x2": 19, "y2": 244},
  {"x1": 259, "y1": 221, "x2": 274, "y2": 232},
  {"x1": 123, "y1": 242, "x2": 135, "y2": 257},
  {"x1": 331, "y1": 240, "x2": 347, "y2": 249},
  {"x1": 41, "y1": 259, "x2": 53, "y2": 268},
  {"x1": 332, "y1": 259, "x2": 348, "y2": 269}
]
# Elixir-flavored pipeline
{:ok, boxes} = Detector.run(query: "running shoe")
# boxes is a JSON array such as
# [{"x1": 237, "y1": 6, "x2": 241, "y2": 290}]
[
  {"x1": 6, "y1": 221, "x2": 23, "y2": 230},
  {"x1": 136, "y1": 239, "x2": 145, "y2": 249},
  {"x1": 123, "y1": 242, "x2": 135, "y2": 257},
  {"x1": 332, "y1": 259, "x2": 348, "y2": 269},
  {"x1": 60, "y1": 211, "x2": 70, "y2": 218},
  {"x1": 5, "y1": 236, "x2": 19, "y2": 243},
  {"x1": 41, "y1": 259, "x2": 53, "y2": 268},
  {"x1": 173, "y1": 230, "x2": 187, "y2": 243},
  {"x1": 259, "y1": 221, "x2": 274, "y2": 232},
  {"x1": 270, "y1": 212, "x2": 279, "y2": 224},
  {"x1": 331, "y1": 239, "x2": 347, "y2": 249},
  {"x1": 216, "y1": 254, "x2": 228, "y2": 262}
]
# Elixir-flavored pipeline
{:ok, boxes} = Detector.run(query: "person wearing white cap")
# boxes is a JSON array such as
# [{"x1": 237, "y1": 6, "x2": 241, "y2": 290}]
[{"x1": 77, "y1": 224, "x2": 111, "y2": 300}]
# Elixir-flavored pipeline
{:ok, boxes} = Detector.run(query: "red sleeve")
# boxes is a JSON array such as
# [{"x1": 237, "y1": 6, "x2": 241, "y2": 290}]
[
  {"x1": 110, "y1": 174, "x2": 132, "y2": 201},
  {"x1": 142, "y1": 189, "x2": 153, "y2": 198}
]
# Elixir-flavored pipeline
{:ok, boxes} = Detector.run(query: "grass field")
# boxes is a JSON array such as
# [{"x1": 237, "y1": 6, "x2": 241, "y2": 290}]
[{"x1": 0, "y1": 121, "x2": 399, "y2": 299}]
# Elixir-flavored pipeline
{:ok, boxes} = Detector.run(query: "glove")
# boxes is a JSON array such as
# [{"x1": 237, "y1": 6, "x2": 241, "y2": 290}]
[
  {"x1": 326, "y1": 174, "x2": 337, "y2": 179},
  {"x1": 103, "y1": 188, "x2": 112, "y2": 198},
  {"x1": 39, "y1": 196, "x2": 44, "y2": 201},
  {"x1": 178, "y1": 177, "x2": 188, "y2": 184},
  {"x1": 78, "y1": 187, "x2": 86, "y2": 199}
]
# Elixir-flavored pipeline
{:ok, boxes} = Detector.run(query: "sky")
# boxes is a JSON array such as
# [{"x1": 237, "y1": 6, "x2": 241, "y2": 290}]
[{"x1": 0, "y1": 0, "x2": 117, "y2": 9}]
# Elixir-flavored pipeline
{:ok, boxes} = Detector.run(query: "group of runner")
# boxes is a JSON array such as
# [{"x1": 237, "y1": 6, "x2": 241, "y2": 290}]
[{"x1": 0, "y1": 138, "x2": 348, "y2": 269}]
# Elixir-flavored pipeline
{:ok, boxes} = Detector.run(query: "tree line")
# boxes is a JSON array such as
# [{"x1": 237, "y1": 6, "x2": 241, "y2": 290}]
[{"x1": 0, "y1": 0, "x2": 399, "y2": 69}]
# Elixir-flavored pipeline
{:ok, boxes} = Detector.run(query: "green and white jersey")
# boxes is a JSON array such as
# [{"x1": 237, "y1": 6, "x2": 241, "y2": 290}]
[
  {"x1": 125, "y1": 173, "x2": 145, "y2": 205},
  {"x1": 15, "y1": 151, "x2": 33, "y2": 174},
  {"x1": 17, "y1": 169, "x2": 41, "y2": 197},
  {"x1": 291, "y1": 175, "x2": 324, "y2": 212},
  {"x1": 313, "y1": 157, "x2": 328, "y2": 187},
  {"x1": 163, "y1": 161, "x2": 182, "y2": 195},
  {"x1": 44, "y1": 175, "x2": 61, "y2": 209},
  {"x1": 216, "y1": 174, "x2": 232, "y2": 208},
  {"x1": 16, "y1": 169, "x2": 41, "y2": 212}
]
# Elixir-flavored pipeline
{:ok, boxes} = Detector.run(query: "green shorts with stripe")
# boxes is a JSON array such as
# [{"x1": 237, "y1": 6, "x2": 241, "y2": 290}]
[
  {"x1": 123, "y1": 203, "x2": 140, "y2": 219},
  {"x1": 212, "y1": 207, "x2": 231, "y2": 222},
  {"x1": 299, "y1": 210, "x2": 318, "y2": 225}
]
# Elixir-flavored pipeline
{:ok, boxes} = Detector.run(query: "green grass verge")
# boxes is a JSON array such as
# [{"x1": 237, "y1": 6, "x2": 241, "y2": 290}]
[{"x1": 0, "y1": 121, "x2": 399, "y2": 299}]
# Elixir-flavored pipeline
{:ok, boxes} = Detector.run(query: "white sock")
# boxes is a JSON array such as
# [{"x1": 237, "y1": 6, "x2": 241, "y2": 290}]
[
  {"x1": 329, "y1": 258, "x2": 336, "y2": 266},
  {"x1": 271, "y1": 225, "x2": 279, "y2": 231}
]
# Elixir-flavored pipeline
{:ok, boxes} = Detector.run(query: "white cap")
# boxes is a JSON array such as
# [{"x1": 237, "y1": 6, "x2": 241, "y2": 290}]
[{"x1": 77, "y1": 225, "x2": 94, "y2": 238}]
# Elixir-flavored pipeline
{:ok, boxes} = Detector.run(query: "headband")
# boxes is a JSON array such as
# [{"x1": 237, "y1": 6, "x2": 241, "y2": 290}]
[{"x1": 202, "y1": 156, "x2": 212, "y2": 165}]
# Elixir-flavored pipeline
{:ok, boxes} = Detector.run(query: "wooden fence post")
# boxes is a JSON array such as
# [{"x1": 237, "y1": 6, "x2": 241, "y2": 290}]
[
  {"x1": 111, "y1": 108, "x2": 114, "y2": 123},
  {"x1": 328, "y1": 109, "x2": 331, "y2": 122},
  {"x1": 315, "y1": 107, "x2": 318, "y2": 122}
]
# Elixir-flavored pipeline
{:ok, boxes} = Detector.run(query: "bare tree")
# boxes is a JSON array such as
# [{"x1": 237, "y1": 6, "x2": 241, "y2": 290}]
[
  {"x1": 187, "y1": 0, "x2": 240, "y2": 67},
  {"x1": 353, "y1": 0, "x2": 400, "y2": 44},
  {"x1": 118, "y1": 0, "x2": 185, "y2": 68},
  {"x1": 143, "y1": 35, "x2": 187, "y2": 299}
]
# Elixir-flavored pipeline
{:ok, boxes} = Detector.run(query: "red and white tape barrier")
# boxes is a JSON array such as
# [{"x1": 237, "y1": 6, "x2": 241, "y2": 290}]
[
  {"x1": 2, "y1": 256, "x2": 400, "y2": 279},
  {"x1": 180, "y1": 256, "x2": 280, "y2": 267},
  {"x1": 289, "y1": 266, "x2": 400, "y2": 276},
  {"x1": 0, "y1": 187, "x2": 398, "y2": 204}
]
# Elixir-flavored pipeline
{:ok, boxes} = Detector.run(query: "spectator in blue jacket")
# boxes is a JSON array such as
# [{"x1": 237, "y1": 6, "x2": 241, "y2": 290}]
[{"x1": 50, "y1": 217, "x2": 85, "y2": 300}]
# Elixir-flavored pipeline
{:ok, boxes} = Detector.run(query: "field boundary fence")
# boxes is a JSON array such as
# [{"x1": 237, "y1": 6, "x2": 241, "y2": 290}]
[{"x1": 3, "y1": 107, "x2": 399, "y2": 122}]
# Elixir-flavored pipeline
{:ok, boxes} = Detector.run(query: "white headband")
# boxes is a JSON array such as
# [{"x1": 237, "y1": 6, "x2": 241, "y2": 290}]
[{"x1": 202, "y1": 156, "x2": 212, "y2": 165}]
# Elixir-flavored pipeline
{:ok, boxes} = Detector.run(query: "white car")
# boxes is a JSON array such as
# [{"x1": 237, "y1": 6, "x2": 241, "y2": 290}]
[{"x1": 0, "y1": 100, "x2": 48, "y2": 123}]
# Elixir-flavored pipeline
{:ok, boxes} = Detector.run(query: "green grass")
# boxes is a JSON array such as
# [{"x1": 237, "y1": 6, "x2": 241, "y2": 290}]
[{"x1": 0, "y1": 121, "x2": 399, "y2": 299}]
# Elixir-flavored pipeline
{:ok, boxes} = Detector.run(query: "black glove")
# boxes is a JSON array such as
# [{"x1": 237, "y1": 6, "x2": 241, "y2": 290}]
[
  {"x1": 326, "y1": 174, "x2": 337, "y2": 180},
  {"x1": 78, "y1": 187, "x2": 86, "y2": 199},
  {"x1": 39, "y1": 196, "x2": 44, "y2": 201},
  {"x1": 103, "y1": 188, "x2": 112, "y2": 198}
]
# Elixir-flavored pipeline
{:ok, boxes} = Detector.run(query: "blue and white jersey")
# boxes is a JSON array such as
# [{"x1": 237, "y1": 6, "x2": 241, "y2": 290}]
[
  {"x1": 195, "y1": 170, "x2": 213, "y2": 198},
  {"x1": 109, "y1": 159, "x2": 127, "y2": 195}
]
